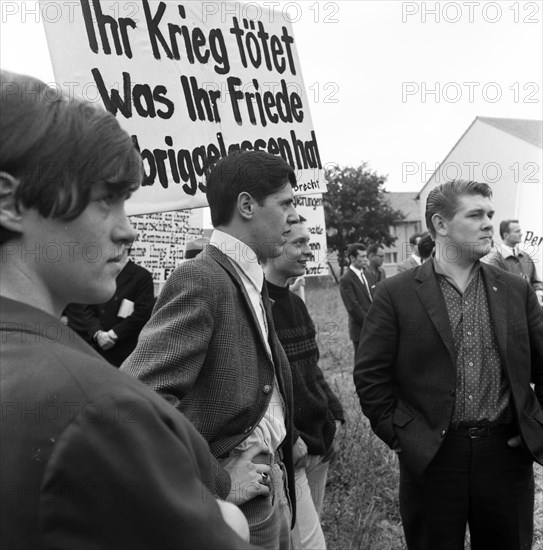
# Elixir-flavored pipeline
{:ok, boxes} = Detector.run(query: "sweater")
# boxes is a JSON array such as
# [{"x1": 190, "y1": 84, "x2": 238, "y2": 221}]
[{"x1": 267, "y1": 281, "x2": 344, "y2": 455}]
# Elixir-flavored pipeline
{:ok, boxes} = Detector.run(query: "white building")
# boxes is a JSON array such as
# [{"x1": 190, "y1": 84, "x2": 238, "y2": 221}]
[{"x1": 418, "y1": 116, "x2": 543, "y2": 278}]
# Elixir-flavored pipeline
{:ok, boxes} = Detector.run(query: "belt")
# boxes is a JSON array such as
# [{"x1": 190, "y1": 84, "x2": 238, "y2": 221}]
[{"x1": 449, "y1": 423, "x2": 515, "y2": 439}]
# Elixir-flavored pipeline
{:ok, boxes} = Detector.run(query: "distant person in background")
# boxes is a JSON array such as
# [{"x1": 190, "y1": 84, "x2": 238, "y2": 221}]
[
  {"x1": 484, "y1": 219, "x2": 543, "y2": 305},
  {"x1": 417, "y1": 231, "x2": 435, "y2": 262},
  {"x1": 397, "y1": 232, "x2": 423, "y2": 273},
  {"x1": 339, "y1": 243, "x2": 373, "y2": 357},
  {"x1": 365, "y1": 244, "x2": 387, "y2": 291},
  {"x1": 86, "y1": 257, "x2": 155, "y2": 367},
  {"x1": 185, "y1": 236, "x2": 210, "y2": 259},
  {"x1": 61, "y1": 303, "x2": 95, "y2": 343},
  {"x1": 263, "y1": 218, "x2": 344, "y2": 550}
]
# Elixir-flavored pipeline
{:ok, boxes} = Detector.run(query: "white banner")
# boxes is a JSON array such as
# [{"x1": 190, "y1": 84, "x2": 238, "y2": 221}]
[
  {"x1": 294, "y1": 194, "x2": 328, "y2": 277},
  {"x1": 129, "y1": 208, "x2": 204, "y2": 285},
  {"x1": 42, "y1": 0, "x2": 326, "y2": 215},
  {"x1": 517, "y1": 180, "x2": 543, "y2": 281}
]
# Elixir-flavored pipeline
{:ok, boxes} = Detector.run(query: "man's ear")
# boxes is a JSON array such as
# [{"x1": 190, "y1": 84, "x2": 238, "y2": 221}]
[
  {"x1": 237, "y1": 192, "x2": 254, "y2": 220},
  {"x1": 0, "y1": 171, "x2": 23, "y2": 233},
  {"x1": 432, "y1": 213, "x2": 448, "y2": 237}
]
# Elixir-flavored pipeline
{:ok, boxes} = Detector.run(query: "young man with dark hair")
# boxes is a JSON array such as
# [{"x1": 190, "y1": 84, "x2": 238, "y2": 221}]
[
  {"x1": 365, "y1": 243, "x2": 386, "y2": 289},
  {"x1": 263, "y1": 219, "x2": 344, "y2": 549},
  {"x1": 416, "y1": 231, "x2": 435, "y2": 262},
  {"x1": 122, "y1": 149, "x2": 299, "y2": 549},
  {"x1": 397, "y1": 232, "x2": 423, "y2": 273},
  {"x1": 0, "y1": 71, "x2": 257, "y2": 549},
  {"x1": 339, "y1": 243, "x2": 373, "y2": 356},
  {"x1": 355, "y1": 179, "x2": 543, "y2": 550}
]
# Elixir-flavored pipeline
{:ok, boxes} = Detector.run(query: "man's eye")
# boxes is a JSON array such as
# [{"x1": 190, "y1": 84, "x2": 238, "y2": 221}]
[{"x1": 98, "y1": 191, "x2": 131, "y2": 206}]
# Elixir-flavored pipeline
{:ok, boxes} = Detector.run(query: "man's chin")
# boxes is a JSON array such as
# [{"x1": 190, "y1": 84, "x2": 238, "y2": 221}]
[{"x1": 480, "y1": 241, "x2": 493, "y2": 256}]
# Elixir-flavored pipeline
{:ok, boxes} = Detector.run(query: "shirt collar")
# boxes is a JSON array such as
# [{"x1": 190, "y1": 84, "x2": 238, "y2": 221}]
[
  {"x1": 209, "y1": 229, "x2": 263, "y2": 292},
  {"x1": 501, "y1": 243, "x2": 517, "y2": 259},
  {"x1": 432, "y1": 257, "x2": 481, "y2": 290},
  {"x1": 349, "y1": 265, "x2": 365, "y2": 278}
]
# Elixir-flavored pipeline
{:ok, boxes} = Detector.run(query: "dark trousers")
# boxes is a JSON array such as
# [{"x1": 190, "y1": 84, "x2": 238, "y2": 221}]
[{"x1": 399, "y1": 427, "x2": 534, "y2": 550}]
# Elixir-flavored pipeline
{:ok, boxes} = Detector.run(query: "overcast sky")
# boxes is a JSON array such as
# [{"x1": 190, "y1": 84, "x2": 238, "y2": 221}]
[{"x1": 1, "y1": 0, "x2": 542, "y2": 192}]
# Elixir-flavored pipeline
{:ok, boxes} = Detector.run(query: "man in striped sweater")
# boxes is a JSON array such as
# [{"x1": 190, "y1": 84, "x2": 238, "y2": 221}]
[{"x1": 263, "y1": 219, "x2": 344, "y2": 549}]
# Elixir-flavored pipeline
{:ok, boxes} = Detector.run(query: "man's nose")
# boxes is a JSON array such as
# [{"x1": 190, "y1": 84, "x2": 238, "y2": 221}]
[
  {"x1": 114, "y1": 209, "x2": 138, "y2": 245},
  {"x1": 288, "y1": 207, "x2": 300, "y2": 224}
]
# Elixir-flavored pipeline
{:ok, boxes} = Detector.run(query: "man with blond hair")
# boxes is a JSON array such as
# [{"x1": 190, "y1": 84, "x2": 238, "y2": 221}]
[{"x1": 355, "y1": 180, "x2": 543, "y2": 550}]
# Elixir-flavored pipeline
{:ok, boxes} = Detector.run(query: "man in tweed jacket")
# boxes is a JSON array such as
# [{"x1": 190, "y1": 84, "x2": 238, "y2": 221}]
[{"x1": 122, "y1": 150, "x2": 299, "y2": 550}]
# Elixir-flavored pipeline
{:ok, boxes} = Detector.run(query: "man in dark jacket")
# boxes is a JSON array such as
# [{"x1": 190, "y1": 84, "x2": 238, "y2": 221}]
[
  {"x1": 87, "y1": 258, "x2": 155, "y2": 366},
  {"x1": 339, "y1": 243, "x2": 373, "y2": 357},
  {"x1": 0, "y1": 70, "x2": 257, "y2": 549},
  {"x1": 355, "y1": 180, "x2": 543, "y2": 550}
]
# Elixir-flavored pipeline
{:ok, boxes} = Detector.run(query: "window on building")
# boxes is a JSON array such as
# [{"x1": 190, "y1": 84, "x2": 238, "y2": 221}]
[{"x1": 385, "y1": 252, "x2": 398, "y2": 264}]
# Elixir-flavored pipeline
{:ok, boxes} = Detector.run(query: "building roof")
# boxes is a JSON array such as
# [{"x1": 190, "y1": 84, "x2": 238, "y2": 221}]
[
  {"x1": 386, "y1": 192, "x2": 420, "y2": 222},
  {"x1": 478, "y1": 117, "x2": 542, "y2": 149}
]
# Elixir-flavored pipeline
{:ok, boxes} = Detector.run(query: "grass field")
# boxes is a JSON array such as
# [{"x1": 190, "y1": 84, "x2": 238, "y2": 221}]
[{"x1": 304, "y1": 281, "x2": 543, "y2": 550}]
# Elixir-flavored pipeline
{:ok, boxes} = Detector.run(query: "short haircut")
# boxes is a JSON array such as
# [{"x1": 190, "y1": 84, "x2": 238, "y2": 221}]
[
  {"x1": 425, "y1": 180, "x2": 493, "y2": 238},
  {"x1": 499, "y1": 219, "x2": 519, "y2": 239},
  {"x1": 417, "y1": 231, "x2": 435, "y2": 260},
  {"x1": 367, "y1": 244, "x2": 384, "y2": 256},
  {"x1": 1, "y1": 71, "x2": 142, "y2": 245},
  {"x1": 409, "y1": 232, "x2": 423, "y2": 246},
  {"x1": 347, "y1": 243, "x2": 366, "y2": 260},
  {"x1": 205, "y1": 150, "x2": 296, "y2": 228}
]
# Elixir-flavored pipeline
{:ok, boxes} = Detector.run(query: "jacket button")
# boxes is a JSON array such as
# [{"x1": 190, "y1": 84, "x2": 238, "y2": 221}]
[
  {"x1": 263, "y1": 385, "x2": 272, "y2": 394},
  {"x1": 244, "y1": 425, "x2": 253, "y2": 434},
  {"x1": 441, "y1": 430, "x2": 447, "y2": 438}
]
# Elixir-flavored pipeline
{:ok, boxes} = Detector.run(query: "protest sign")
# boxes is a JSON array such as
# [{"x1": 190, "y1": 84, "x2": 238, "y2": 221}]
[
  {"x1": 516, "y1": 180, "x2": 543, "y2": 279},
  {"x1": 294, "y1": 194, "x2": 329, "y2": 277},
  {"x1": 129, "y1": 208, "x2": 204, "y2": 287},
  {"x1": 42, "y1": 0, "x2": 327, "y2": 215}
]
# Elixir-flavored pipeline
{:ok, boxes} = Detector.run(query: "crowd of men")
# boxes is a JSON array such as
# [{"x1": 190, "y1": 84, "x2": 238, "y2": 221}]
[{"x1": 1, "y1": 71, "x2": 542, "y2": 550}]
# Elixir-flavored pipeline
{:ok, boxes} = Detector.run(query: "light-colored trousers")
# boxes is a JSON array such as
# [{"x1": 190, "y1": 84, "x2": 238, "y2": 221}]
[{"x1": 291, "y1": 454, "x2": 329, "y2": 549}]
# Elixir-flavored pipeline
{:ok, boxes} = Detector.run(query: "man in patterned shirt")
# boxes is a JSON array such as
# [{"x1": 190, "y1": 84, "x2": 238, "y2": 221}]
[{"x1": 354, "y1": 180, "x2": 543, "y2": 550}]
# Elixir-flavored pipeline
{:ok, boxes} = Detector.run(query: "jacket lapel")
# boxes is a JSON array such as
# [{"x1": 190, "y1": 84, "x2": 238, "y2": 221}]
[
  {"x1": 204, "y1": 245, "x2": 273, "y2": 360},
  {"x1": 415, "y1": 261, "x2": 457, "y2": 369},
  {"x1": 350, "y1": 269, "x2": 371, "y2": 302},
  {"x1": 204, "y1": 245, "x2": 291, "y2": 409}
]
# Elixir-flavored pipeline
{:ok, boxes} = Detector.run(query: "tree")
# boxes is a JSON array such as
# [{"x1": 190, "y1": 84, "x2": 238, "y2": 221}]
[{"x1": 323, "y1": 163, "x2": 404, "y2": 275}]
